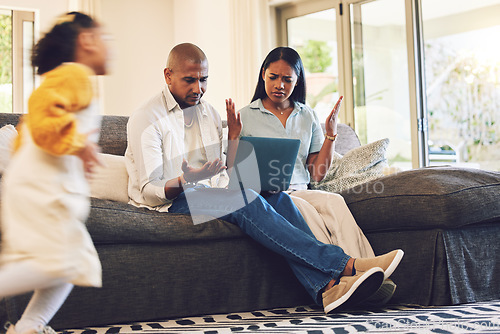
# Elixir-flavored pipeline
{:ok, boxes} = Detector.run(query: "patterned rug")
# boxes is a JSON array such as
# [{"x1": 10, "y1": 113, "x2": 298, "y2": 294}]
[{"x1": 60, "y1": 300, "x2": 500, "y2": 334}]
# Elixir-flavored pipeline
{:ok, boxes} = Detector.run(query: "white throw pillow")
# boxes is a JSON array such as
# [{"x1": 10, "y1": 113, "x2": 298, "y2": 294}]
[
  {"x1": 311, "y1": 138, "x2": 390, "y2": 193},
  {"x1": 0, "y1": 124, "x2": 18, "y2": 174},
  {"x1": 89, "y1": 153, "x2": 129, "y2": 203}
]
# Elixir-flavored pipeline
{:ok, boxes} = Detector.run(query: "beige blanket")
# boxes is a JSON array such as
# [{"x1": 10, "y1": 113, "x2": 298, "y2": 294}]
[{"x1": 289, "y1": 190, "x2": 375, "y2": 259}]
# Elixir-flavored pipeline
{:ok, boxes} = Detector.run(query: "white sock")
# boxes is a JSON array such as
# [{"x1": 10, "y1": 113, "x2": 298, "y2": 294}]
[{"x1": 14, "y1": 283, "x2": 73, "y2": 334}]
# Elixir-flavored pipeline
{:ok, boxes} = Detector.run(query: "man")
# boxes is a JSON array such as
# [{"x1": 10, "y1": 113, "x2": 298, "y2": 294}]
[
  {"x1": 125, "y1": 43, "x2": 404, "y2": 313},
  {"x1": 126, "y1": 43, "x2": 228, "y2": 209}
]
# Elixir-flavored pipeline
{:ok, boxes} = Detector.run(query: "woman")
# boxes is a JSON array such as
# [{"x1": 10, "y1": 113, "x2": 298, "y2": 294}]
[{"x1": 236, "y1": 46, "x2": 398, "y2": 304}]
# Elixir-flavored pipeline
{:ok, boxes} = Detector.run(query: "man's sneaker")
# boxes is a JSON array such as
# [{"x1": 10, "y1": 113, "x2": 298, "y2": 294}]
[
  {"x1": 322, "y1": 266, "x2": 384, "y2": 313},
  {"x1": 362, "y1": 278, "x2": 397, "y2": 306},
  {"x1": 354, "y1": 249, "x2": 404, "y2": 279}
]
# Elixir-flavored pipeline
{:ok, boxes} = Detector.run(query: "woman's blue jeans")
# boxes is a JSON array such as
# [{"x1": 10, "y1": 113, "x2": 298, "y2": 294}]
[{"x1": 169, "y1": 186, "x2": 350, "y2": 304}]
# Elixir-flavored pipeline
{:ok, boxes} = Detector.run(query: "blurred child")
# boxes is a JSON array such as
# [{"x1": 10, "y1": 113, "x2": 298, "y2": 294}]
[{"x1": 0, "y1": 12, "x2": 109, "y2": 334}]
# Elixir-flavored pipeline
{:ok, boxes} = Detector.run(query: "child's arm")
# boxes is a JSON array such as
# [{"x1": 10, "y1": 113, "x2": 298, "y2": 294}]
[
  {"x1": 26, "y1": 63, "x2": 94, "y2": 156},
  {"x1": 77, "y1": 138, "x2": 103, "y2": 178}
]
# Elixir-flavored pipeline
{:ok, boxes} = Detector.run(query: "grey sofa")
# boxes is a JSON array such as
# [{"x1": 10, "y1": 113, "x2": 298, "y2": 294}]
[{"x1": 1, "y1": 113, "x2": 499, "y2": 330}]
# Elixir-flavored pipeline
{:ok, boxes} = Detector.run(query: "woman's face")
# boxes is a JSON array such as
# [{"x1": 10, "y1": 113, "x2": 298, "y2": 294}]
[{"x1": 262, "y1": 59, "x2": 298, "y2": 105}]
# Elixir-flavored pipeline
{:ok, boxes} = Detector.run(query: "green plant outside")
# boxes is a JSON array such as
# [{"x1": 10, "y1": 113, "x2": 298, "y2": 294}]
[
  {"x1": 298, "y1": 40, "x2": 333, "y2": 73},
  {"x1": 297, "y1": 40, "x2": 338, "y2": 110}
]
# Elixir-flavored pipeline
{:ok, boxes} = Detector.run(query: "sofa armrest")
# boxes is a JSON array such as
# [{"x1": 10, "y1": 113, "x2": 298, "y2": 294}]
[{"x1": 341, "y1": 166, "x2": 500, "y2": 232}]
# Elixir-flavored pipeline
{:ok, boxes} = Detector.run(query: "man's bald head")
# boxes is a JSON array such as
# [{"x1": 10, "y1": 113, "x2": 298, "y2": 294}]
[
  {"x1": 167, "y1": 43, "x2": 208, "y2": 70},
  {"x1": 164, "y1": 43, "x2": 209, "y2": 109}
]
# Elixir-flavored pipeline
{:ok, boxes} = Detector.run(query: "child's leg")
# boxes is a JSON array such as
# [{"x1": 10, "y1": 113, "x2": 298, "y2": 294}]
[
  {"x1": 14, "y1": 283, "x2": 73, "y2": 334},
  {"x1": 0, "y1": 261, "x2": 74, "y2": 333},
  {"x1": 0, "y1": 261, "x2": 70, "y2": 297}
]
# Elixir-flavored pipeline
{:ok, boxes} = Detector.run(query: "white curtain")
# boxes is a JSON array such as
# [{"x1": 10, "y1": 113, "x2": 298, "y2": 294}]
[{"x1": 229, "y1": 0, "x2": 273, "y2": 107}]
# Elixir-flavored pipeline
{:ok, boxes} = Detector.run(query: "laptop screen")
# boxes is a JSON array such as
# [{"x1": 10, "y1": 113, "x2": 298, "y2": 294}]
[{"x1": 228, "y1": 136, "x2": 301, "y2": 192}]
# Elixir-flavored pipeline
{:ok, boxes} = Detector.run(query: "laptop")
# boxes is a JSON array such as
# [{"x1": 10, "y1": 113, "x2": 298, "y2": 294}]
[{"x1": 228, "y1": 136, "x2": 301, "y2": 193}]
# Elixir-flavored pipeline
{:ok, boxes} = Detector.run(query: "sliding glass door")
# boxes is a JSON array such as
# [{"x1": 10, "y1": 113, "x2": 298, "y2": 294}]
[
  {"x1": 0, "y1": 8, "x2": 35, "y2": 114},
  {"x1": 0, "y1": 9, "x2": 13, "y2": 113},
  {"x1": 278, "y1": 0, "x2": 500, "y2": 171},
  {"x1": 286, "y1": 7, "x2": 341, "y2": 122},
  {"x1": 280, "y1": 0, "x2": 416, "y2": 169},
  {"x1": 349, "y1": 0, "x2": 413, "y2": 169},
  {"x1": 421, "y1": 0, "x2": 500, "y2": 170}
]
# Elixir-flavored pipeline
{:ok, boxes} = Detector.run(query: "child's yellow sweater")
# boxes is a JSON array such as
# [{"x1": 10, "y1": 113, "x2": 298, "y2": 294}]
[{"x1": 15, "y1": 63, "x2": 94, "y2": 156}]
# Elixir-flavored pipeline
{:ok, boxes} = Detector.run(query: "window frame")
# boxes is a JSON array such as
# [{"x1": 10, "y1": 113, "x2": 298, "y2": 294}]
[
  {"x1": 12, "y1": 9, "x2": 35, "y2": 114},
  {"x1": 1, "y1": 7, "x2": 36, "y2": 114}
]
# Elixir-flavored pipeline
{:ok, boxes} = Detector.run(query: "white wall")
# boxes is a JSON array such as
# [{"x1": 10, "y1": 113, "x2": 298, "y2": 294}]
[
  {"x1": 1, "y1": 0, "x2": 251, "y2": 116},
  {"x1": 172, "y1": 0, "x2": 232, "y2": 114},
  {"x1": 99, "y1": 0, "x2": 233, "y2": 116},
  {"x1": 100, "y1": 0, "x2": 174, "y2": 115}
]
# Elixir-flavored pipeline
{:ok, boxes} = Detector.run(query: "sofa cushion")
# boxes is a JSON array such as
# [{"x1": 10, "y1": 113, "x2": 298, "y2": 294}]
[
  {"x1": 89, "y1": 153, "x2": 129, "y2": 203},
  {"x1": 310, "y1": 138, "x2": 389, "y2": 193},
  {"x1": 98, "y1": 116, "x2": 129, "y2": 156},
  {"x1": 86, "y1": 198, "x2": 245, "y2": 244},
  {"x1": 329, "y1": 123, "x2": 361, "y2": 155},
  {"x1": 0, "y1": 113, "x2": 129, "y2": 157},
  {"x1": 0, "y1": 124, "x2": 17, "y2": 173},
  {"x1": 341, "y1": 166, "x2": 500, "y2": 232}
]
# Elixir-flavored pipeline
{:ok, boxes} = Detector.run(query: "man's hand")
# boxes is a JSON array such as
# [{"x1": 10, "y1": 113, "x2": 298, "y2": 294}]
[
  {"x1": 181, "y1": 159, "x2": 226, "y2": 183},
  {"x1": 226, "y1": 98, "x2": 241, "y2": 140}
]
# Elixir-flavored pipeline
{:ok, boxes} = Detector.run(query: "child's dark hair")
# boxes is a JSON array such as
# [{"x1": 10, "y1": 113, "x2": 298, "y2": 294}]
[
  {"x1": 251, "y1": 47, "x2": 306, "y2": 104},
  {"x1": 32, "y1": 12, "x2": 97, "y2": 75}
]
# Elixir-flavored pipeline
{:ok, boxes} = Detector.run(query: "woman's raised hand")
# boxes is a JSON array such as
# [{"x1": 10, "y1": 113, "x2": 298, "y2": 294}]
[
  {"x1": 226, "y1": 98, "x2": 242, "y2": 140},
  {"x1": 325, "y1": 96, "x2": 343, "y2": 136}
]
